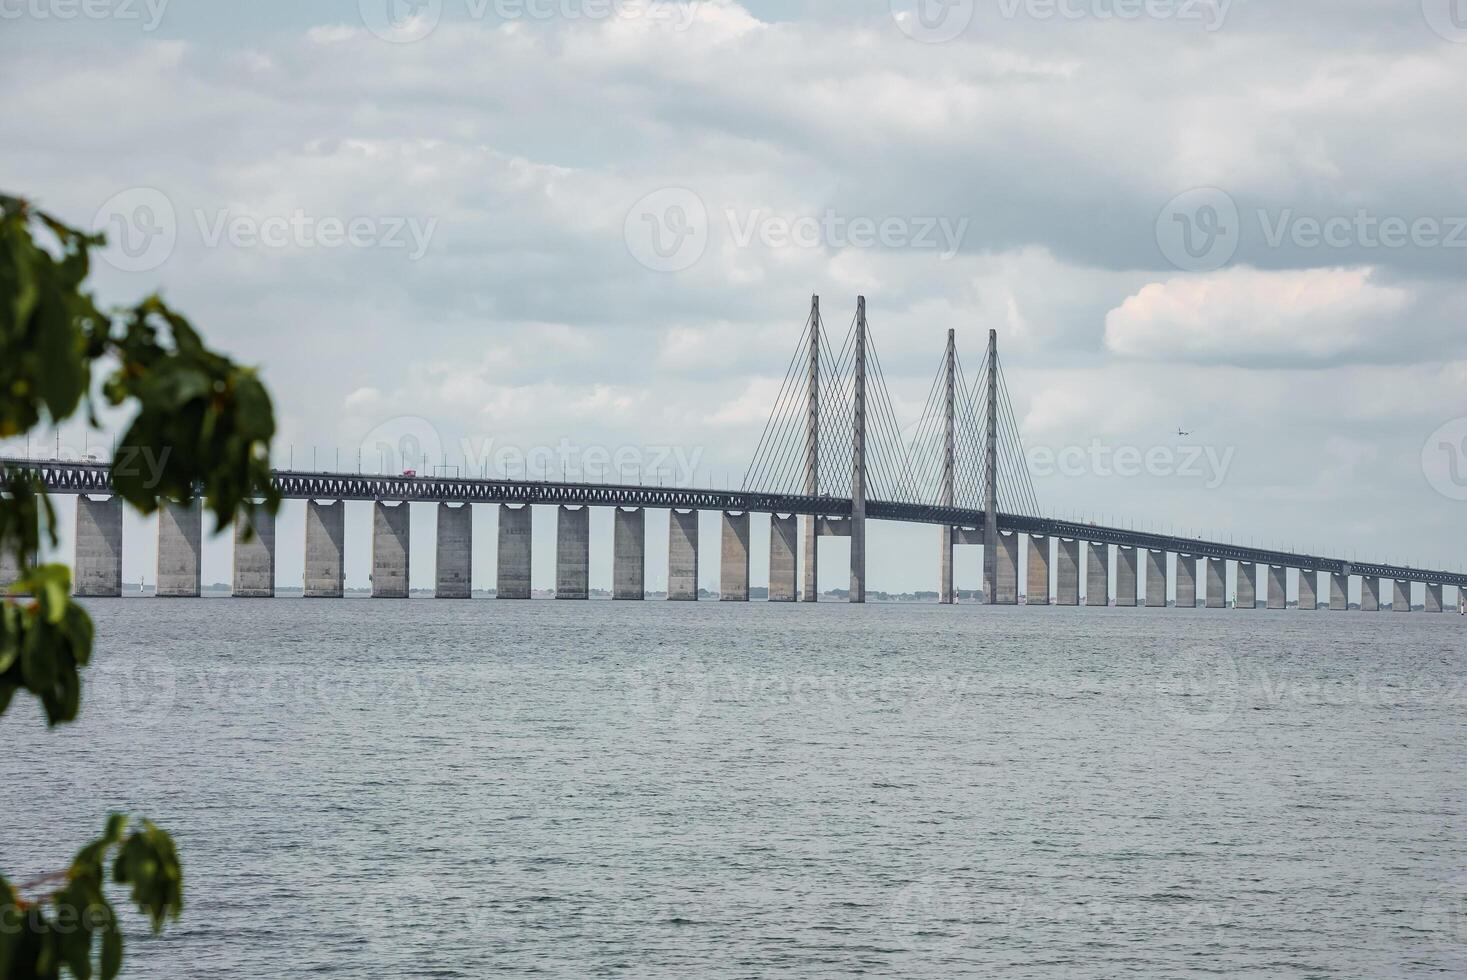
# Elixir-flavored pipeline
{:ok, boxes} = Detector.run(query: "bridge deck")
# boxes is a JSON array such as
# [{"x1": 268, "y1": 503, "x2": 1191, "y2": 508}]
[{"x1": 5, "y1": 458, "x2": 1464, "y2": 588}]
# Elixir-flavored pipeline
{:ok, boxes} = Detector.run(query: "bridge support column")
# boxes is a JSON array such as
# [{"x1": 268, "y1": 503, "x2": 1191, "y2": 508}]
[
  {"x1": 1236, "y1": 562, "x2": 1256, "y2": 609},
  {"x1": 1086, "y1": 543, "x2": 1108, "y2": 607},
  {"x1": 1056, "y1": 539, "x2": 1080, "y2": 606},
  {"x1": 1027, "y1": 535, "x2": 1050, "y2": 605},
  {"x1": 1176, "y1": 555, "x2": 1197, "y2": 608},
  {"x1": 994, "y1": 531, "x2": 1019, "y2": 604},
  {"x1": 1360, "y1": 575, "x2": 1380, "y2": 612},
  {"x1": 1393, "y1": 579, "x2": 1411, "y2": 612},
  {"x1": 372, "y1": 501, "x2": 410, "y2": 598},
  {"x1": 496, "y1": 504, "x2": 532, "y2": 599},
  {"x1": 556, "y1": 506, "x2": 589, "y2": 600},
  {"x1": 0, "y1": 550, "x2": 19, "y2": 591},
  {"x1": 435, "y1": 503, "x2": 472, "y2": 598},
  {"x1": 668, "y1": 510, "x2": 699, "y2": 601},
  {"x1": 1145, "y1": 550, "x2": 1167, "y2": 607},
  {"x1": 613, "y1": 508, "x2": 645, "y2": 600},
  {"x1": 721, "y1": 511, "x2": 750, "y2": 601},
  {"x1": 939, "y1": 527, "x2": 954, "y2": 605},
  {"x1": 1115, "y1": 545, "x2": 1138, "y2": 607},
  {"x1": 769, "y1": 515, "x2": 797, "y2": 602},
  {"x1": 232, "y1": 508, "x2": 275, "y2": 598},
  {"x1": 1298, "y1": 569, "x2": 1318, "y2": 610},
  {"x1": 304, "y1": 500, "x2": 345, "y2": 598},
  {"x1": 1329, "y1": 572, "x2": 1348, "y2": 611},
  {"x1": 156, "y1": 499, "x2": 201, "y2": 598},
  {"x1": 1205, "y1": 558, "x2": 1226, "y2": 608},
  {"x1": 1267, "y1": 565, "x2": 1287, "y2": 609},
  {"x1": 803, "y1": 516, "x2": 819, "y2": 602},
  {"x1": 74, "y1": 495, "x2": 123, "y2": 597},
  {"x1": 1425, "y1": 583, "x2": 1443, "y2": 613}
]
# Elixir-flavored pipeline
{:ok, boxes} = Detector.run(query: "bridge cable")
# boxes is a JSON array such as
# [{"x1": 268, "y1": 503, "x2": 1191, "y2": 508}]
[
  {"x1": 741, "y1": 312, "x2": 812, "y2": 492},
  {"x1": 863, "y1": 332, "x2": 920, "y2": 502}
]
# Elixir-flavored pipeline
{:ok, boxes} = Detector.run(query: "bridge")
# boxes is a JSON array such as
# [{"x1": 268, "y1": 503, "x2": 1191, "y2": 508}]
[{"x1": 2, "y1": 294, "x2": 1464, "y2": 610}]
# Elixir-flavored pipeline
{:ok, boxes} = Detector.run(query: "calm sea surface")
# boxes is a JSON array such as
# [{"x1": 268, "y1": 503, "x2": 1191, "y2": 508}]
[{"x1": 5, "y1": 599, "x2": 1467, "y2": 978}]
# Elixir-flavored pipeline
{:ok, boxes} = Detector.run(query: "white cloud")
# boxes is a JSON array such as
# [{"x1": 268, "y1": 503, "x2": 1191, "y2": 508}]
[{"x1": 1103, "y1": 267, "x2": 1411, "y2": 365}]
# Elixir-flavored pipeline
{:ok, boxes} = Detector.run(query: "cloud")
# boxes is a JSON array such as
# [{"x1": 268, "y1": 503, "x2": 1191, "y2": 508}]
[{"x1": 1103, "y1": 267, "x2": 1412, "y2": 366}]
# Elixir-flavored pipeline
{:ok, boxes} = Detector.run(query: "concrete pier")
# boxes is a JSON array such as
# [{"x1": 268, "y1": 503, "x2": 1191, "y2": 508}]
[
  {"x1": 1236, "y1": 562, "x2": 1256, "y2": 609},
  {"x1": 1115, "y1": 546, "x2": 1138, "y2": 607},
  {"x1": 994, "y1": 532, "x2": 1019, "y2": 604},
  {"x1": 1027, "y1": 535, "x2": 1050, "y2": 605},
  {"x1": 156, "y1": 499, "x2": 201, "y2": 598},
  {"x1": 803, "y1": 515, "x2": 818, "y2": 602},
  {"x1": 668, "y1": 510, "x2": 699, "y2": 601},
  {"x1": 304, "y1": 500, "x2": 345, "y2": 598},
  {"x1": 1267, "y1": 565, "x2": 1287, "y2": 610},
  {"x1": 74, "y1": 495, "x2": 123, "y2": 597},
  {"x1": 1176, "y1": 555, "x2": 1197, "y2": 608},
  {"x1": 372, "y1": 501, "x2": 410, "y2": 598},
  {"x1": 1056, "y1": 539, "x2": 1080, "y2": 606},
  {"x1": 435, "y1": 503, "x2": 472, "y2": 599},
  {"x1": 1205, "y1": 558, "x2": 1226, "y2": 608},
  {"x1": 0, "y1": 550, "x2": 18, "y2": 591},
  {"x1": 613, "y1": 508, "x2": 645, "y2": 600},
  {"x1": 769, "y1": 514, "x2": 798, "y2": 602},
  {"x1": 1145, "y1": 550, "x2": 1166, "y2": 608},
  {"x1": 496, "y1": 505, "x2": 532, "y2": 599},
  {"x1": 1425, "y1": 582, "x2": 1443, "y2": 613},
  {"x1": 1360, "y1": 576, "x2": 1379, "y2": 612},
  {"x1": 556, "y1": 506, "x2": 590, "y2": 600},
  {"x1": 939, "y1": 525, "x2": 954, "y2": 605},
  {"x1": 232, "y1": 508, "x2": 275, "y2": 598},
  {"x1": 1329, "y1": 573, "x2": 1348, "y2": 611},
  {"x1": 1086, "y1": 543, "x2": 1108, "y2": 607},
  {"x1": 1392, "y1": 579, "x2": 1411, "y2": 612},
  {"x1": 720, "y1": 511, "x2": 750, "y2": 601},
  {"x1": 1298, "y1": 569, "x2": 1318, "y2": 610}
]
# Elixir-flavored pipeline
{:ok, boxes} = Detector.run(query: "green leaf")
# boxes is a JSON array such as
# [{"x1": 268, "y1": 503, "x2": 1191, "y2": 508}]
[{"x1": 100, "y1": 926, "x2": 122, "y2": 980}]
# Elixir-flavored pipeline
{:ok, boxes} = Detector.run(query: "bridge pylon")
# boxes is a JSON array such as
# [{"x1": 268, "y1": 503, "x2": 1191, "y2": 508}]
[
  {"x1": 982, "y1": 328, "x2": 999, "y2": 604},
  {"x1": 939, "y1": 328, "x2": 956, "y2": 605},
  {"x1": 850, "y1": 296, "x2": 867, "y2": 604},
  {"x1": 803, "y1": 294, "x2": 820, "y2": 602}
]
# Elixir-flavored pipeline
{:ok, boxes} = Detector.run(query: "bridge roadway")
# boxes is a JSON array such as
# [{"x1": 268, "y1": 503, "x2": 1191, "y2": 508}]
[{"x1": 8, "y1": 457, "x2": 1466, "y2": 590}]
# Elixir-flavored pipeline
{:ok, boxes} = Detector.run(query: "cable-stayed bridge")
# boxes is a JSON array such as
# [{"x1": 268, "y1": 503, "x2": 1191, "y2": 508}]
[{"x1": 3, "y1": 294, "x2": 1464, "y2": 610}]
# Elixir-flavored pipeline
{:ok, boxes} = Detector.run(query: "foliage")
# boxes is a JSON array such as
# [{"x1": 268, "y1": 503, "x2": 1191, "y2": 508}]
[
  {"x1": 0, "y1": 817, "x2": 183, "y2": 980},
  {"x1": 0, "y1": 193, "x2": 279, "y2": 978}
]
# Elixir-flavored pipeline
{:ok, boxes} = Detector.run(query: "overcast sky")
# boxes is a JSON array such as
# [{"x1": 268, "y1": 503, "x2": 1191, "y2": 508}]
[{"x1": 3, "y1": 0, "x2": 1466, "y2": 595}]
